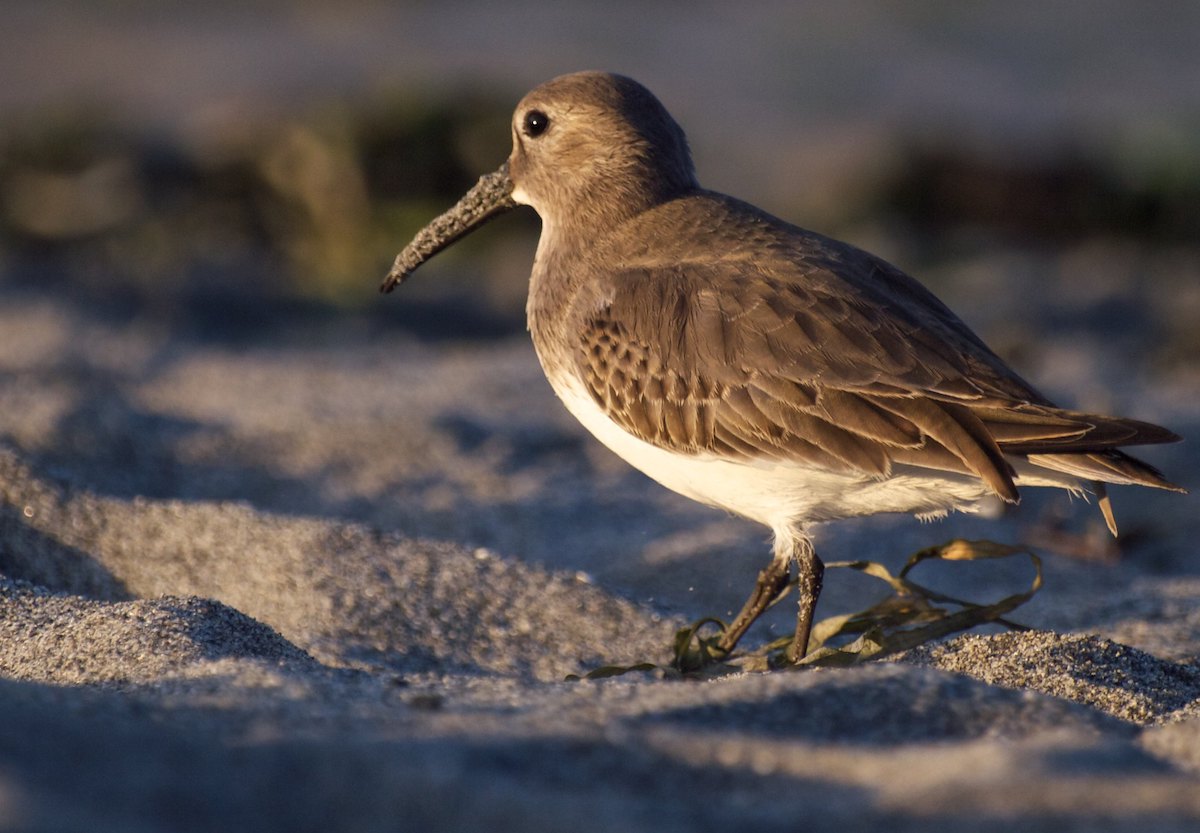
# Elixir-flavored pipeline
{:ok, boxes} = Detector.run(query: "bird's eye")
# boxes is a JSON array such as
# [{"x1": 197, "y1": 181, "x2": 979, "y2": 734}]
[{"x1": 523, "y1": 110, "x2": 550, "y2": 138}]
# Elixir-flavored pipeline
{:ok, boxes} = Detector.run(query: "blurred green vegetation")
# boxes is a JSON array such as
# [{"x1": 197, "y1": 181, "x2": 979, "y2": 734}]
[
  {"x1": 0, "y1": 89, "x2": 1197, "y2": 327},
  {"x1": 881, "y1": 142, "x2": 1200, "y2": 243},
  {"x1": 0, "y1": 89, "x2": 515, "y2": 310}
]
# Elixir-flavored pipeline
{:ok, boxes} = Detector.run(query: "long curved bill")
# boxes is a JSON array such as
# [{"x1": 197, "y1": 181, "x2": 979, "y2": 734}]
[{"x1": 380, "y1": 162, "x2": 518, "y2": 293}]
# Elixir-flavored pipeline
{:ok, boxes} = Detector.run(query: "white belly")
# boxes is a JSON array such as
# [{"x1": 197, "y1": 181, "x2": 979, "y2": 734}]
[{"x1": 550, "y1": 375, "x2": 998, "y2": 534}]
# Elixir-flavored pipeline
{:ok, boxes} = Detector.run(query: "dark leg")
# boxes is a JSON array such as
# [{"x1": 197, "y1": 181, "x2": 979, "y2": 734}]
[
  {"x1": 716, "y1": 557, "x2": 790, "y2": 655},
  {"x1": 785, "y1": 544, "x2": 825, "y2": 664}
]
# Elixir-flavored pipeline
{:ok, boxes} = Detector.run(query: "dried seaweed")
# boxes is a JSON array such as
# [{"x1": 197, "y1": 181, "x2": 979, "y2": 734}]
[{"x1": 574, "y1": 539, "x2": 1041, "y2": 679}]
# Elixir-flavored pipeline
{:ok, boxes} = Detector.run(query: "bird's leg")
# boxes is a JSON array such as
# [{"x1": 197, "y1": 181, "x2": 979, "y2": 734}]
[
  {"x1": 716, "y1": 556, "x2": 791, "y2": 655},
  {"x1": 785, "y1": 541, "x2": 825, "y2": 664}
]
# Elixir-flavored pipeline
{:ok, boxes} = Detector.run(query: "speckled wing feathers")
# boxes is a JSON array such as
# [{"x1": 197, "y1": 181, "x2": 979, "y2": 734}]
[{"x1": 571, "y1": 227, "x2": 1181, "y2": 499}]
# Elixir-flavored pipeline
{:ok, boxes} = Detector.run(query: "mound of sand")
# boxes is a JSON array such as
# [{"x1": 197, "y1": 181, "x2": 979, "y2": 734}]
[{"x1": 0, "y1": 280, "x2": 1197, "y2": 830}]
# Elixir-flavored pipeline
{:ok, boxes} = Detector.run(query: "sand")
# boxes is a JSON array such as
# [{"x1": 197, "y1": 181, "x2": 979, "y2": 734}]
[
  {"x1": 0, "y1": 265, "x2": 1197, "y2": 833},
  {"x1": 1, "y1": 2, "x2": 1199, "y2": 828}
]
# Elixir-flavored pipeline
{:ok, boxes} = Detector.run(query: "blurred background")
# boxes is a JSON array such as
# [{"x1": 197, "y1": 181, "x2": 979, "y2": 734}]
[
  {"x1": 1, "y1": 1, "x2": 1197, "y2": 610},
  {"x1": 2, "y1": 0, "x2": 1197, "y2": 335}
]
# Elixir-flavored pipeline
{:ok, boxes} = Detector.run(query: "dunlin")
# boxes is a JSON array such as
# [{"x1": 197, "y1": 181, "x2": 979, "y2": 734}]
[{"x1": 382, "y1": 72, "x2": 1184, "y2": 664}]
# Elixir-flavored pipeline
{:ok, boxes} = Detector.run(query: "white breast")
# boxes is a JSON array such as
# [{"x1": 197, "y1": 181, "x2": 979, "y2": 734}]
[{"x1": 550, "y1": 375, "x2": 999, "y2": 534}]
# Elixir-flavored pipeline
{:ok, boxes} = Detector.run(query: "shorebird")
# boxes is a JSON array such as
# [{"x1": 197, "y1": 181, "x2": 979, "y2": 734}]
[{"x1": 382, "y1": 71, "x2": 1184, "y2": 665}]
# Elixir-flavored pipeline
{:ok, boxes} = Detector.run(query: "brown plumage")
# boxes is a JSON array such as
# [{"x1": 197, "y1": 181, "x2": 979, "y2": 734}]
[
  {"x1": 382, "y1": 71, "x2": 1184, "y2": 665},
  {"x1": 566, "y1": 195, "x2": 1181, "y2": 508}
]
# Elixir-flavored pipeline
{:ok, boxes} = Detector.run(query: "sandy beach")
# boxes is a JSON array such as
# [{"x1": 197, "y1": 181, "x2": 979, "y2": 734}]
[
  {"x1": 1, "y1": 272, "x2": 1198, "y2": 830},
  {"x1": 2, "y1": 3, "x2": 1199, "y2": 830}
]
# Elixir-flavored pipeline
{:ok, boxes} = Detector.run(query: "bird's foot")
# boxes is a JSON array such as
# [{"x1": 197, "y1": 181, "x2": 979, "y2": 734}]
[
  {"x1": 716, "y1": 559, "x2": 792, "y2": 656},
  {"x1": 784, "y1": 554, "x2": 825, "y2": 664}
]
